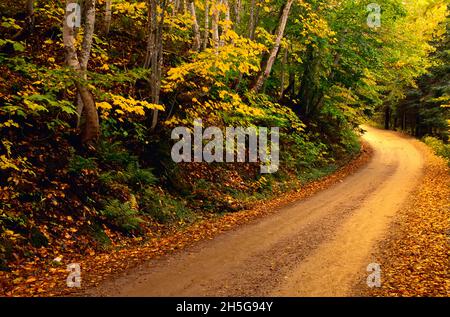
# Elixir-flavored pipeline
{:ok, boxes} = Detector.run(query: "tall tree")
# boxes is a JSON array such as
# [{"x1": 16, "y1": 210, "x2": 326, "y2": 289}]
[
  {"x1": 63, "y1": 0, "x2": 100, "y2": 145},
  {"x1": 144, "y1": 0, "x2": 167, "y2": 130},
  {"x1": 103, "y1": 0, "x2": 112, "y2": 35},
  {"x1": 188, "y1": 0, "x2": 201, "y2": 51},
  {"x1": 211, "y1": 0, "x2": 220, "y2": 51},
  {"x1": 203, "y1": 0, "x2": 210, "y2": 49},
  {"x1": 251, "y1": 0, "x2": 294, "y2": 93}
]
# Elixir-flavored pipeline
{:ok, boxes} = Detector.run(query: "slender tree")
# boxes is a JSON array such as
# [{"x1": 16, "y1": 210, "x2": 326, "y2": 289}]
[
  {"x1": 103, "y1": 0, "x2": 112, "y2": 35},
  {"x1": 144, "y1": 0, "x2": 167, "y2": 130},
  {"x1": 251, "y1": 0, "x2": 294, "y2": 93},
  {"x1": 188, "y1": 0, "x2": 201, "y2": 51},
  {"x1": 203, "y1": 0, "x2": 210, "y2": 49},
  {"x1": 63, "y1": 0, "x2": 100, "y2": 145}
]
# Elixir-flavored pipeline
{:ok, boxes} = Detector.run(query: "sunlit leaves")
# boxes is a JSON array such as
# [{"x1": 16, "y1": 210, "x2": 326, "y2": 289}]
[
  {"x1": 97, "y1": 94, "x2": 165, "y2": 122},
  {"x1": 163, "y1": 30, "x2": 266, "y2": 92}
]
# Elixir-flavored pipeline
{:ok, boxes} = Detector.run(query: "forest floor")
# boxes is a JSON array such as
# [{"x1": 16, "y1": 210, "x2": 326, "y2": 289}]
[
  {"x1": 0, "y1": 129, "x2": 372, "y2": 297},
  {"x1": 85, "y1": 126, "x2": 448, "y2": 297},
  {"x1": 3, "y1": 126, "x2": 448, "y2": 297},
  {"x1": 357, "y1": 137, "x2": 449, "y2": 297}
]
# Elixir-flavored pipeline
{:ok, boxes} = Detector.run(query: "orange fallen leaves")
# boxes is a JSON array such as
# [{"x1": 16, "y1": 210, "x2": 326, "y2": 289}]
[{"x1": 364, "y1": 142, "x2": 449, "y2": 297}]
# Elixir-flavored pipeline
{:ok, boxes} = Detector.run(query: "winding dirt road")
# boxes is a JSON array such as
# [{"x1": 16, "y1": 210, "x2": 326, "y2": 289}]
[{"x1": 89, "y1": 126, "x2": 425, "y2": 297}]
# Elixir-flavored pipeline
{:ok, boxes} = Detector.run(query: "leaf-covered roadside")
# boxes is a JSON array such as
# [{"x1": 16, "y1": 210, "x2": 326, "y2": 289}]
[
  {"x1": 362, "y1": 142, "x2": 449, "y2": 297},
  {"x1": 0, "y1": 141, "x2": 372, "y2": 297}
]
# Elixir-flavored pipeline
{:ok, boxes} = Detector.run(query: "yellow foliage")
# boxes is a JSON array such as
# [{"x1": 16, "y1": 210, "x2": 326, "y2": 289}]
[
  {"x1": 0, "y1": 155, "x2": 20, "y2": 171},
  {"x1": 163, "y1": 30, "x2": 266, "y2": 93},
  {"x1": 96, "y1": 94, "x2": 165, "y2": 120}
]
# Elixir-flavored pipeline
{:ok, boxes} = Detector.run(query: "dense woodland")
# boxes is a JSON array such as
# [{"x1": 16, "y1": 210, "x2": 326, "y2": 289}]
[{"x1": 0, "y1": 0, "x2": 448, "y2": 274}]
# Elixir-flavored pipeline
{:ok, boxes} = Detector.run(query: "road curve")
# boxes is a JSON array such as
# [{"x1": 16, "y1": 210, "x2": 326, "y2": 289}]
[{"x1": 88, "y1": 126, "x2": 424, "y2": 297}]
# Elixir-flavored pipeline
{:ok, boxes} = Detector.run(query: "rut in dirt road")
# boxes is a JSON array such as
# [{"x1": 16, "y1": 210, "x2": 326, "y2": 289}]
[{"x1": 88, "y1": 126, "x2": 424, "y2": 297}]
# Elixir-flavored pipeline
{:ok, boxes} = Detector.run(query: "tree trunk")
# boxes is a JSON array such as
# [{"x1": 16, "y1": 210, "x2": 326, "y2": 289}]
[
  {"x1": 211, "y1": 0, "x2": 220, "y2": 52},
  {"x1": 13, "y1": 0, "x2": 35, "y2": 40},
  {"x1": 76, "y1": 0, "x2": 96, "y2": 128},
  {"x1": 279, "y1": 46, "x2": 288, "y2": 98},
  {"x1": 79, "y1": 0, "x2": 96, "y2": 72},
  {"x1": 144, "y1": 0, "x2": 156, "y2": 69},
  {"x1": 233, "y1": 0, "x2": 260, "y2": 89},
  {"x1": 384, "y1": 105, "x2": 391, "y2": 130},
  {"x1": 220, "y1": 0, "x2": 231, "y2": 46},
  {"x1": 181, "y1": 0, "x2": 187, "y2": 13},
  {"x1": 188, "y1": 0, "x2": 201, "y2": 51},
  {"x1": 203, "y1": 0, "x2": 210, "y2": 49},
  {"x1": 103, "y1": 0, "x2": 112, "y2": 35},
  {"x1": 282, "y1": 45, "x2": 295, "y2": 98},
  {"x1": 295, "y1": 45, "x2": 316, "y2": 116},
  {"x1": 173, "y1": 0, "x2": 179, "y2": 15},
  {"x1": 144, "y1": 0, "x2": 166, "y2": 130},
  {"x1": 251, "y1": 0, "x2": 294, "y2": 93},
  {"x1": 63, "y1": 0, "x2": 100, "y2": 145},
  {"x1": 234, "y1": 0, "x2": 241, "y2": 27},
  {"x1": 248, "y1": 0, "x2": 256, "y2": 40},
  {"x1": 402, "y1": 111, "x2": 406, "y2": 131}
]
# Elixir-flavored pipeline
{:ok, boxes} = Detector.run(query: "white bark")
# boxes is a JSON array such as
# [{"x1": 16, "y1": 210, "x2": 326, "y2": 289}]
[
  {"x1": 252, "y1": 0, "x2": 294, "y2": 93},
  {"x1": 211, "y1": 0, "x2": 220, "y2": 51},
  {"x1": 79, "y1": 0, "x2": 96, "y2": 72},
  {"x1": 203, "y1": 0, "x2": 210, "y2": 49},
  {"x1": 104, "y1": 0, "x2": 112, "y2": 35},
  {"x1": 224, "y1": 0, "x2": 231, "y2": 30},
  {"x1": 188, "y1": 0, "x2": 201, "y2": 51},
  {"x1": 63, "y1": 0, "x2": 99, "y2": 144}
]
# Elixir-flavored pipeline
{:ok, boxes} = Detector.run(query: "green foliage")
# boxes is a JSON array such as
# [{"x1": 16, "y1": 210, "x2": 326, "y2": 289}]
[
  {"x1": 298, "y1": 165, "x2": 338, "y2": 184},
  {"x1": 97, "y1": 140, "x2": 138, "y2": 168},
  {"x1": 281, "y1": 133, "x2": 329, "y2": 172},
  {"x1": 99, "y1": 163, "x2": 157, "y2": 191},
  {"x1": 100, "y1": 199, "x2": 143, "y2": 233},
  {"x1": 139, "y1": 188, "x2": 193, "y2": 223},
  {"x1": 68, "y1": 155, "x2": 98, "y2": 174},
  {"x1": 85, "y1": 223, "x2": 111, "y2": 249},
  {"x1": 423, "y1": 136, "x2": 450, "y2": 163}
]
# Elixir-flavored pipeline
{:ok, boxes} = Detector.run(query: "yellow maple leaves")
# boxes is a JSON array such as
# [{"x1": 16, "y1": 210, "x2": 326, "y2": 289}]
[
  {"x1": 96, "y1": 94, "x2": 165, "y2": 121},
  {"x1": 163, "y1": 30, "x2": 266, "y2": 93}
]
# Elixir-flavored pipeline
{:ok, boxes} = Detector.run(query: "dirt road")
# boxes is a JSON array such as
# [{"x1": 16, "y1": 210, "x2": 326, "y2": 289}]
[{"x1": 89, "y1": 126, "x2": 424, "y2": 297}]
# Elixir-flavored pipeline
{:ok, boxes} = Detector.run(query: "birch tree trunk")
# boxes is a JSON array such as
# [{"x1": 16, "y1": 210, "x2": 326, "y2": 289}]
[
  {"x1": 79, "y1": 0, "x2": 95, "y2": 72},
  {"x1": 76, "y1": 0, "x2": 96, "y2": 128},
  {"x1": 63, "y1": 0, "x2": 100, "y2": 145},
  {"x1": 224, "y1": 0, "x2": 231, "y2": 31},
  {"x1": 211, "y1": 0, "x2": 220, "y2": 52},
  {"x1": 188, "y1": 0, "x2": 201, "y2": 51},
  {"x1": 251, "y1": 0, "x2": 294, "y2": 93},
  {"x1": 103, "y1": 0, "x2": 112, "y2": 35},
  {"x1": 203, "y1": 0, "x2": 210, "y2": 49}
]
